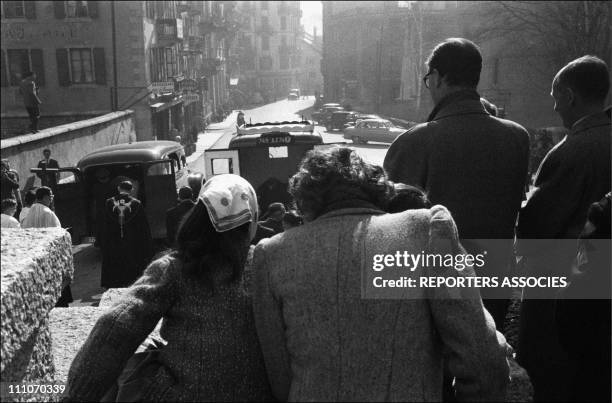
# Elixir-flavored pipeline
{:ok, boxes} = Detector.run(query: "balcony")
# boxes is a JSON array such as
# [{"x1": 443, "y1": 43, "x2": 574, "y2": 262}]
[{"x1": 156, "y1": 19, "x2": 184, "y2": 44}]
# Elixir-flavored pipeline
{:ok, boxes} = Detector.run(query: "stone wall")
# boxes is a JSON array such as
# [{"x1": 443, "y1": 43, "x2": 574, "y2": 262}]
[
  {"x1": 0, "y1": 228, "x2": 73, "y2": 402},
  {"x1": 0, "y1": 110, "x2": 136, "y2": 192}
]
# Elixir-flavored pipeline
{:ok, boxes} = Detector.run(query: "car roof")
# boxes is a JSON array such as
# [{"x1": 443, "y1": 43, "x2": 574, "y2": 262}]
[
  {"x1": 77, "y1": 141, "x2": 183, "y2": 171},
  {"x1": 322, "y1": 103, "x2": 341, "y2": 107}
]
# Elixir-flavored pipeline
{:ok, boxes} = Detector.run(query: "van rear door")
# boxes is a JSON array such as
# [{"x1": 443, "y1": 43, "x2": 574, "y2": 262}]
[{"x1": 143, "y1": 160, "x2": 177, "y2": 239}]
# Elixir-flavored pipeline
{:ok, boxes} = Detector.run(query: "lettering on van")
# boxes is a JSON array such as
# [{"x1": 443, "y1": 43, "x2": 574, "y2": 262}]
[{"x1": 257, "y1": 133, "x2": 294, "y2": 145}]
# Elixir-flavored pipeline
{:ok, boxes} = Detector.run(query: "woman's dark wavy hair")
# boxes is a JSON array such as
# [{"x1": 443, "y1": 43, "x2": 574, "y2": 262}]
[
  {"x1": 289, "y1": 147, "x2": 393, "y2": 220},
  {"x1": 173, "y1": 201, "x2": 250, "y2": 289}
]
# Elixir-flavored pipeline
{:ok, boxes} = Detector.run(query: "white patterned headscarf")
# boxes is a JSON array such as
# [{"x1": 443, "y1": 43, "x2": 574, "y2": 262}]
[{"x1": 198, "y1": 174, "x2": 259, "y2": 240}]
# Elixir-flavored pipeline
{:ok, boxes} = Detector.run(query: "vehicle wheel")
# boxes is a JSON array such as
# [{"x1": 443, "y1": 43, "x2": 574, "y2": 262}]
[{"x1": 352, "y1": 136, "x2": 361, "y2": 144}]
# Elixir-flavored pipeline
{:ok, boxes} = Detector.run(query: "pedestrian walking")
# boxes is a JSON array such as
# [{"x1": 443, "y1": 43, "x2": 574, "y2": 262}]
[
  {"x1": 516, "y1": 55, "x2": 611, "y2": 402},
  {"x1": 383, "y1": 38, "x2": 530, "y2": 331},
  {"x1": 1, "y1": 199, "x2": 20, "y2": 228},
  {"x1": 65, "y1": 174, "x2": 273, "y2": 402},
  {"x1": 251, "y1": 147, "x2": 510, "y2": 402},
  {"x1": 99, "y1": 180, "x2": 153, "y2": 288},
  {"x1": 19, "y1": 71, "x2": 41, "y2": 133},
  {"x1": 165, "y1": 186, "x2": 195, "y2": 246},
  {"x1": 36, "y1": 149, "x2": 60, "y2": 190}
]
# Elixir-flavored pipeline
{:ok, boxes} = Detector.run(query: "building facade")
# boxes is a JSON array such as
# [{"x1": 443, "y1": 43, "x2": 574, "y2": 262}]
[
  {"x1": 298, "y1": 30, "x2": 322, "y2": 97},
  {"x1": 321, "y1": 1, "x2": 404, "y2": 114},
  {"x1": 1, "y1": 0, "x2": 237, "y2": 143},
  {"x1": 233, "y1": 0, "x2": 301, "y2": 103}
]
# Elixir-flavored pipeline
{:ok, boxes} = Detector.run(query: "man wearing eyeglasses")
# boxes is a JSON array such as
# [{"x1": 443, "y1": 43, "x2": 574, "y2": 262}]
[{"x1": 384, "y1": 38, "x2": 530, "y2": 332}]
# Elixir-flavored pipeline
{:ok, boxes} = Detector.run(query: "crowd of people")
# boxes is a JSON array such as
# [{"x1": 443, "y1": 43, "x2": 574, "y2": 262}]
[{"x1": 1, "y1": 36, "x2": 609, "y2": 402}]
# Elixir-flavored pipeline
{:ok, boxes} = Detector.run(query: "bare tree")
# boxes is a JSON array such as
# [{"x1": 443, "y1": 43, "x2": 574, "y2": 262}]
[{"x1": 467, "y1": 1, "x2": 611, "y2": 70}]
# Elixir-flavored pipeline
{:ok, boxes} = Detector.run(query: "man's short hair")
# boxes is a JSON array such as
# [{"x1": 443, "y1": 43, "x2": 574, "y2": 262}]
[
  {"x1": 1, "y1": 198, "x2": 17, "y2": 212},
  {"x1": 118, "y1": 181, "x2": 133, "y2": 192},
  {"x1": 555, "y1": 55, "x2": 610, "y2": 104},
  {"x1": 23, "y1": 71, "x2": 34, "y2": 78},
  {"x1": 178, "y1": 186, "x2": 193, "y2": 200},
  {"x1": 426, "y1": 38, "x2": 482, "y2": 88},
  {"x1": 35, "y1": 186, "x2": 52, "y2": 200},
  {"x1": 43, "y1": 148, "x2": 51, "y2": 154}
]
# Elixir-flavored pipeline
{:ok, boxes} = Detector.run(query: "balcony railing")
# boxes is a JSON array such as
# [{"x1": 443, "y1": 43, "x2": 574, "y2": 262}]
[{"x1": 157, "y1": 19, "x2": 184, "y2": 44}]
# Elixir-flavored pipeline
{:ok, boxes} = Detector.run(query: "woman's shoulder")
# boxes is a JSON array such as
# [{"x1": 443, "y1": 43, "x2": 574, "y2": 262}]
[{"x1": 144, "y1": 252, "x2": 183, "y2": 283}]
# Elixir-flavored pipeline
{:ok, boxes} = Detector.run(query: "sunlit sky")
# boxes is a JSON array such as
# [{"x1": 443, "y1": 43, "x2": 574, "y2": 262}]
[{"x1": 300, "y1": 1, "x2": 322, "y2": 36}]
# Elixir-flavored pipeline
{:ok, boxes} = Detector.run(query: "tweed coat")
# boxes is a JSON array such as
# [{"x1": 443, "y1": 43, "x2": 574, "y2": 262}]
[{"x1": 251, "y1": 205, "x2": 509, "y2": 402}]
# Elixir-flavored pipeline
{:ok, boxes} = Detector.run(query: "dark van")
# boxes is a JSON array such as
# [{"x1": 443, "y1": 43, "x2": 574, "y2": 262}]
[{"x1": 32, "y1": 141, "x2": 194, "y2": 243}]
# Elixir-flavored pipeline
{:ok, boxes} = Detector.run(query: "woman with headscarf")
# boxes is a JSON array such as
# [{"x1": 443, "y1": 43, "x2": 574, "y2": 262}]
[
  {"x1": 250, "y1": 146, "x2": 510, "y2": 401},
  {"x1": 65, "y1": 174, "x2": 273, "y2": 401}
]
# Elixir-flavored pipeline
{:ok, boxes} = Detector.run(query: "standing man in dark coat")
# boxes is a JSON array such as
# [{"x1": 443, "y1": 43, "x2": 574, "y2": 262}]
[
  {"x1": 165, "y1": 186, "x2": 195, "y2": 246},
  {"x1": 516, "y1": 55, "x2": 611, "y2": 402},
  {"x1": 19, "y1": 71, "x2": 41, "y2": 133},
  {"x1": 383, "y1": 38, "x2": 530, "y2": 330},
  {"x1": 37, "y1": 148, "x2": 60, "y2": 190},
  {"x1": 100, "y1": 180, "x2": 153, "y2": 288}
]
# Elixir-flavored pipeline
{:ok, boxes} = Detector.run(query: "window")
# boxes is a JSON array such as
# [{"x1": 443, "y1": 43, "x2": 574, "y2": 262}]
[
  {"x1": 54, "y1": 1, "x2": 97, "y2": 18},
  {"x1": 280, "y1": 16, "x2": 286, "y2": 30},
  {"x1": 150, "y1": 47, "x2": 178, "y2": 82},
  {"x1": 145, "y1": 1, "x2": 155, "y2": 19},
  {"x1": 279, "y1": 53, "x2": 289, "y2": 70},
  {"x1": 69, "y1": 49, "x2": 93, "y2": 83},
  {"x1": 2, "y1": 1, "x2": 30, "y2": 18},
  {"x1": 56, "y1": 47, "x2": 106, "y2": 85},
  {"x1": 261, "y1": 1, "x2": 268, "y2": 10},
  {"x1": 261, "y1": 35, "x2": 270, "y2": 51},
  {"x1": 6, "y1": 49, "x2": 45, "y2": 86},
  {"x1": 65, "y1": 1, "x2": 89, "y2": 17}
]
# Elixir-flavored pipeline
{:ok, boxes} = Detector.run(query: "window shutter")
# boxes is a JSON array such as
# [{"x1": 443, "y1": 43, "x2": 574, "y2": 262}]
[
  {"x1": 25, "y1": 1, "x2": 36, "y2": 19},
  {"x1": 54, "y1": 1, "x2": 66, "y2": 19},
  {"x1": 0, "y1": 50, "x2": 7, "y2": 87},
  {"x1": 88, "y1": 1, "x2": 99, "y2": 18},
  {"x1": 30, "y1": 49, "x2": 45, "y2": 86},
  {"x1": 56, "y1": 49, "x2": 70, "y2": 86},
  {"x1": 93, "y1": 48, "x2": 106, "y2": 85}
]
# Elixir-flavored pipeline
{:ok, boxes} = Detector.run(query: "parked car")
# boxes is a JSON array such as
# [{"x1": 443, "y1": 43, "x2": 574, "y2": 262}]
[
  {"x1": 311, "y1": 104, "x2": 344, "y2": 124},
  {"x1": 326, "y1": 111, "x2": 359, "y2": 131},
  {"x1": 343, "y1": 118, "x2": 406, "y2": 144},
  {"x1": 288, "y1": 90, "x2": 299, "y2": 100},
  {"x1": 343, "y1": 114, "x2": 380, "y2": 130}
]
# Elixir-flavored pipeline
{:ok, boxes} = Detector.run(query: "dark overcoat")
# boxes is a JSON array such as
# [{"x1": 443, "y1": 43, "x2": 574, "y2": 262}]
[
  {"x1": 515, "y1": 112, "x2": 611, "y2": 392},
  {"x1": 100, "y1": 194, "x2": 153, "y2": 288}
]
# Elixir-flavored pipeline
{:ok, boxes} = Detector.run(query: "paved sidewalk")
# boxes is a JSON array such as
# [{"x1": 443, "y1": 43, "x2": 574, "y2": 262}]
[{"x1": 186, "y1": 111, "x2": 239, "y2": 167}]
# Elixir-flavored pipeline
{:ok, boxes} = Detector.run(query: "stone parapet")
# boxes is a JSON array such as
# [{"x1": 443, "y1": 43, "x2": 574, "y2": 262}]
[{"x1": 0, "y1": 228, "x2": 73, "y2": 401}]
